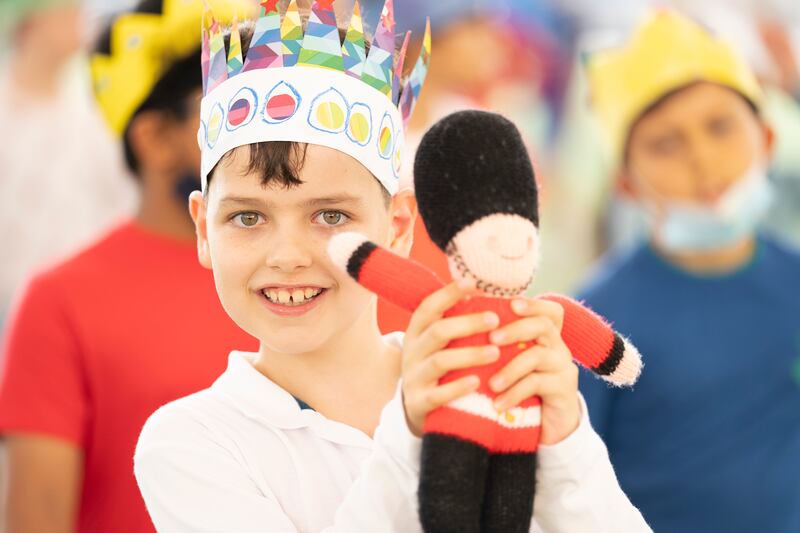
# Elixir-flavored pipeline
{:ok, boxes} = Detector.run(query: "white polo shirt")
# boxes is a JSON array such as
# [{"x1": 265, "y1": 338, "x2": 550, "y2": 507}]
[{"x1": 134, "y1": 334, "x2": 650, "y2": 532}]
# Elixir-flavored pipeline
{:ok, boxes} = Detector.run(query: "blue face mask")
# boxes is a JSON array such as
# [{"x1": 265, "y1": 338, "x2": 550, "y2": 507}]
[{"x1": 639, "y1": 164, "x2": 774, "y2": 252}]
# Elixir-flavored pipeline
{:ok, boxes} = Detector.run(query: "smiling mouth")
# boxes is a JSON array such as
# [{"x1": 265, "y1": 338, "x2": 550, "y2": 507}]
[
  {"x1": 500, "y1": 253, "x2": 526, "y2": 261},
  {"x1": 261, "y1": 287, "x2": 326, "y2": 307}
]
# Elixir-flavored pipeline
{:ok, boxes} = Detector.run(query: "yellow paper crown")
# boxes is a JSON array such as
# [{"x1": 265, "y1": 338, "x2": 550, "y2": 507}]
[
  {"x1": 91, "y1": 0, "x2": 253, "y2": 136},
  {"x1": 586, "y1": 10, "x2": 763, "y2": 164}
]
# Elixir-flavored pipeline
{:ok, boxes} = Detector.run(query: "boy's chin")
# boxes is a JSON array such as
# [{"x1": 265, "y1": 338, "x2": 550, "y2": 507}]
[{"x1": 255, "y1": 327, "x2": 334, "y2": 356}]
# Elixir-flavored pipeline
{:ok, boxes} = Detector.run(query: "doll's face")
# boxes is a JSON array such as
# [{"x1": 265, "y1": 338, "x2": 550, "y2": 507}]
[{"x1": 447, "y1": 213, "x2": 538, "y2": 296}]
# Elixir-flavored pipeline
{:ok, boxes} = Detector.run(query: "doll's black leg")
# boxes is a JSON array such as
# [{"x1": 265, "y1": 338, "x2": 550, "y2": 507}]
[
  {"x1": 419, "y1": 433, "x2": 489, "y2": 533},
  {"x1": 480, "y1": 452, "x2": 536, "y2": 533}
]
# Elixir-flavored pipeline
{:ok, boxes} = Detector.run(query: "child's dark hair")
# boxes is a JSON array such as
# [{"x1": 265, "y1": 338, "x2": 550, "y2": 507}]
[
  {"x1": 94, "y1": 0, "x2": 203, "y2": 177},
  {"x1": 208, "y1": 22, "x2": 391, "y2": 207}
]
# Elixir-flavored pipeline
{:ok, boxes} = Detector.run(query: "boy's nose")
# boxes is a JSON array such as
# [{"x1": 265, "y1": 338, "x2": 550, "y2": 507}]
[{"x1": 265, "y1": 233, "x2": 313, "y2": 272}]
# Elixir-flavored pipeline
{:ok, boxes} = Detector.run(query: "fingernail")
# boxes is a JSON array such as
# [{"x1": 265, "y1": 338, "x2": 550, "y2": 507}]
[
  {"x1": 456, "y1": 278, "x2": 473, "y2": 291},
  {"x1": 491, "y1": 330, "x2": 506, "y2": 344},
  {"x1": 484, "y1": 346, "x2": 500, "y2": 360},
  {"x1": 467, "y1": 375, "x2": 480, "y2": 388},
  {"x1": 491, "y1": 376, "x2": 505, "y2": 391},
  {"x1": 494, "y1": 398, "x2": 509, "y2": 411},
  {"x1": 484, "y1": 313, "x2": 499, "y2": 327},
  {"x1": 512, "y1": 299, "x2": 527, "y2": 313}
]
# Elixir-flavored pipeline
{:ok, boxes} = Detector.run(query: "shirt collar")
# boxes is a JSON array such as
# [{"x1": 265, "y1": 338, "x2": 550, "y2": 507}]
[{"x1": 211, "y1": 332, "x2": 405, "y2": 449}]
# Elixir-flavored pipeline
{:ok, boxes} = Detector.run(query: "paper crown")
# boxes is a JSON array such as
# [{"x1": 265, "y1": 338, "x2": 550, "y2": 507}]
[
  {"x1": 199, "y1": 0, "x2": 431, "y2": 195},
  {"x1": 91, "y1": 0, "x2": 254, "y2": 137},
  {"x1": 586, "y1": 10, "x2": 763, "y2": 164}
]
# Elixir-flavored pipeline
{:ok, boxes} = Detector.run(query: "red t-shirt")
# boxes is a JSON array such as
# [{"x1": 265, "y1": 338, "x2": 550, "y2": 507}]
[{"x1": 0, "y1": 221, "x2": 257, "y2": 532}]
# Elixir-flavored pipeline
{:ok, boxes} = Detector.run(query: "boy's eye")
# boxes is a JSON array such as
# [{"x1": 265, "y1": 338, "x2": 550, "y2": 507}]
[
  {"x1": 233, "y1": 212, "x2": 263, "y2": 227},
  {"x1": 708, "y1": 117, "x2": 734, "y2": 136},
  {"x1": 649, "y1": 135, "x2": 682, "y2": 156},
  {"x1": 315, "y1": 210, "x2": 349, "y2": 227}
]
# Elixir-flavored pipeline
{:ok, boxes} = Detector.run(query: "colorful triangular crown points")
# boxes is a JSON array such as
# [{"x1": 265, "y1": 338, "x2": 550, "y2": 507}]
[{"x1": 200, "y1": 0, "x2": 430, "y2": 125}]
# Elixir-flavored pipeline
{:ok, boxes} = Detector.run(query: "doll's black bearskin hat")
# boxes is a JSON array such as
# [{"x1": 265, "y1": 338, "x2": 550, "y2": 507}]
[{"x1": 413, "y1": 110, "x2": 539, "y2": 252}]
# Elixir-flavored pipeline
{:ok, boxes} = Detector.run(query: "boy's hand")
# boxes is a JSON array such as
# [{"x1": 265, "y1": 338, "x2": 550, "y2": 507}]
[
  {"x1": 401, "y1": 283, "x2": 502, "y2": 437},
  {"x1": 487, "y1": 298, "x2": 581, "y2": 445}
]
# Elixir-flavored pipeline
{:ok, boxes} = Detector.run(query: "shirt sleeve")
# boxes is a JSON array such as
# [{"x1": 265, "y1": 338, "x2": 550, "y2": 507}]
[
  {"x1": 578, "y1": 367, "x2": 618, "y2": 441},
  {"x1": 134, "y1": 387, "x2": 423, "y2": 533},
  {"x1": 0, "y1": 273, "x2": 88, "y2": 446},
  {"x1": 532, "y1": 393, "x2": 651, "y2": 533}
]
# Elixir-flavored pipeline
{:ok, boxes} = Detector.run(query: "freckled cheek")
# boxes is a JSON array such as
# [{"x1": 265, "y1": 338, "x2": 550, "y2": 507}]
[{"x1": 207, "y1": 232, "x2": 262, "y2": 292}]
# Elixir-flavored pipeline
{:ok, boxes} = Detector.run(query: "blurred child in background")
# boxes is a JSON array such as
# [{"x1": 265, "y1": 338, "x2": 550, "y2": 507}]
[
  {"x1": 579, "y1": 11, "x2": 800, "y2": 533},
  {"x1": 0, "y1": 0, "x2": 135, "y2": 322},
  {"x1": 0, "y1": 1, "x2": 255, "y2": 531}
]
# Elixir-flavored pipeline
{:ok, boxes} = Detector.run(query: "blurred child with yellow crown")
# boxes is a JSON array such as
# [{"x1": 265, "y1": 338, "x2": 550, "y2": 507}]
[
  {"x1": 132, "y1": 1, "x2": 650, "y2": 530},
  {"x1": 0, "y1": 1, "x2": 257, "y2": 531},
  {"x1": 579, "y1": 10, "x2": 800, "y2": 533}
]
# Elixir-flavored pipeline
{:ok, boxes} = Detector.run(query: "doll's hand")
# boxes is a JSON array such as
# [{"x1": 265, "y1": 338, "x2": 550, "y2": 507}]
[
  {"x1": 487, "y1": 298, "x2": 581, "y2": 445},
  {"x1": 401, "y1": 283, "x2": 502, "y2": 437}
]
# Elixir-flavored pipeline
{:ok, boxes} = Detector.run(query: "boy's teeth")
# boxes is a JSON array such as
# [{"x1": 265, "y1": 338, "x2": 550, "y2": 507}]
[{"x1": 264, "y1": 287, "x2": 324, "y2": 306}]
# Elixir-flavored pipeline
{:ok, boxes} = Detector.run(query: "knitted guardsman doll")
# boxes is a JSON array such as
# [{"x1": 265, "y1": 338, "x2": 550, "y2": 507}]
[{"x1": 328, "y1": 110, "x2": 642, "y2": 533}]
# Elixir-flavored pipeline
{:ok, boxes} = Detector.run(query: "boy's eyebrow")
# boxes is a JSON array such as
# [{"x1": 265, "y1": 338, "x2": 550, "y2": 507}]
[
  {"x1": 217, "y1": 194, "x2": 367, "y2": 209},
  {"x1": 300, "y1": 195, "x2": 366, "y2": 208},
  {"x1": 218, "y1": 196, "x2": 267, "y2": 209}
]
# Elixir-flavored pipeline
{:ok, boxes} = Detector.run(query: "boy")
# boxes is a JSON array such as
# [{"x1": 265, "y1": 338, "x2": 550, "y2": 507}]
[
  {"x1": 0, "y1": 1, "x2": 254, "y2": 532},
  {"x1": 580, "y1": 11, "x2": 800, "y2": 533},
  {"x1": 134, "y1": 2, "x2": 650, "y2": 531}
]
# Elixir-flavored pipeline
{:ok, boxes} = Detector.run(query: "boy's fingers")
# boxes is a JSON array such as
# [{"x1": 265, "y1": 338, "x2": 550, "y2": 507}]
[
  {"x1": 511, "y1": 298, "x2": 564, "y2": 331},
  {"x1": 423, "y1": 375, "x2": 480, "y2": 409},
  {"x1": 488, "y1": 346, "x2": 559, "y2": 393},
  {"x1": 488, "y1": 316, "x2": 560, "y2": 348},
  {"x1": 415, "y1": 345, "x2": 500, "y2": 384},
  {"x1": 494, "y1": 365, "x2": 578, "y2": 411},
  {"x1": 406, "y1": 282, "x2": 465, "y2": 339},
  {"x1": 493, "y1": 373, "x2": 551, "y2": 411},
  {"x1": 415, "y1": 312, "x2": 500, "y2": 361}
]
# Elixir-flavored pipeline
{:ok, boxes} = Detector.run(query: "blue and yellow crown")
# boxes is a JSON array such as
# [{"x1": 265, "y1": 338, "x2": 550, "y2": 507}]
[{"x1": 200, "y1": 0, "x2": 431, "y2": 194}]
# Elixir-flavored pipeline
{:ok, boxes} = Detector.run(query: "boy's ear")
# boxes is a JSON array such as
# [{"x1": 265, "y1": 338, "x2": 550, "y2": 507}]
[
  {"x1": 127, "y1": 111, "x2": 179, "y2": 173},
  {"x1": 189, "y1": 191, "x2": 212, "y2": 269},
  {"x1": 387, "y1": 189, "x2": 417, "y2": 257},
  {"x1": 762, "y1": 120, "x2": 776, "y2": 160},
  {"x1": 615, "y1": 167, "x2": 638, "y2": 200}
]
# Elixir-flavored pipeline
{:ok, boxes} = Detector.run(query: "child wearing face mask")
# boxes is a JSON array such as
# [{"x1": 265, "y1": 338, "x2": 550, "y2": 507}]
[{"x1": 577, "y1": 11, "x2": 800, "y2": 533}]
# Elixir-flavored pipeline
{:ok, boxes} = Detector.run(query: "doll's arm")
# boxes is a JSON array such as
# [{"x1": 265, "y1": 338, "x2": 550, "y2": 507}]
[
  {"x1": 328, "y1": 232, "x2": 445, "y2": 313},
  {"x1": 539, "y1": 294, "x2": 642, "y2": 386}
]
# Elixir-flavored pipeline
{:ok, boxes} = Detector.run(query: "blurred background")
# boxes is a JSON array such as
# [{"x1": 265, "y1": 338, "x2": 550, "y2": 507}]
[
  {"x1": 2, "y1": 0, "x2": 799, "y2": 328},
  {"x1": 0, "y1": 0, "x2": 799, "y2": 531}
]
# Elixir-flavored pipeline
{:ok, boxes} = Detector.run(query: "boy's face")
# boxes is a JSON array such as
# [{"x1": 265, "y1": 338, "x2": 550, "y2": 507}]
[
  {"x1": 190, "y1": 144, "x2": 413, "y2": 354},
  {"x1": 624, "y1": 82, "x2": 773, "y2": 207}
]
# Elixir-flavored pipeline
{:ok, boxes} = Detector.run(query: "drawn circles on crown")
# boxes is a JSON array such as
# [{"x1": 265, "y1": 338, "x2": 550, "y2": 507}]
[
  {"x1": 346, "y1": 102, "x2": 372, "y2": 146},
  {"x1": 377, "y1": 113, "x2": 394, "y2": 160},
  {"x1": 206, "y1": 103, "x2": 225, "y2": 149},
  {"x1": 392, "y1": 130, "x2": 402, "y2": 178},
  {"x1": 308, "y1": 87, "x2": 348, "y2": 134},
  {"x1": 197, "y1": 120, "x2": 207, "y2": 150},
  {"x1": 226, "y1": 87, "x2": 258, "y2": 131},
  {"x1": 263, "y1": 81, "x2": 301, "y2": 124}
]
